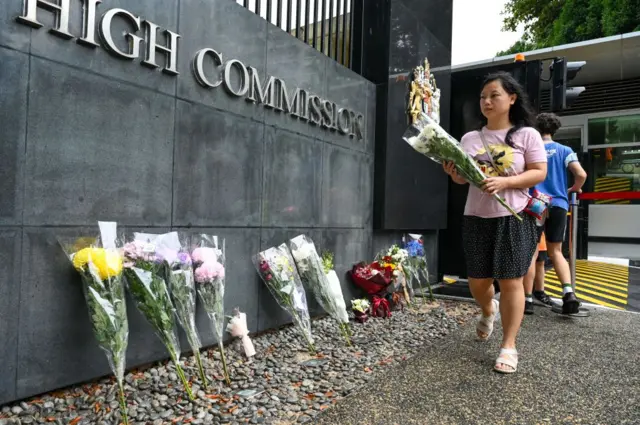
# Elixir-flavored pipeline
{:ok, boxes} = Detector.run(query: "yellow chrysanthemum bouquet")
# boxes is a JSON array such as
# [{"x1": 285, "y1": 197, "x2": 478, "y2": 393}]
[{"x1": 59, "y1": 222, "x2": 130, "y2": 425}]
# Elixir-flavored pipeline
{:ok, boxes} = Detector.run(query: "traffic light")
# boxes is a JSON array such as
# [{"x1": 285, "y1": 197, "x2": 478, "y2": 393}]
[{"x1": 551, "y1": 57, "x2": 586, "y2": 112}]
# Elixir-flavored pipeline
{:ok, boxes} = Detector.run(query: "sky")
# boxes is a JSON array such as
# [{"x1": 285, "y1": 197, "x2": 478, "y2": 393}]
[{"x1": 451, "y1": 0, "x2": 524, "y2": 66}]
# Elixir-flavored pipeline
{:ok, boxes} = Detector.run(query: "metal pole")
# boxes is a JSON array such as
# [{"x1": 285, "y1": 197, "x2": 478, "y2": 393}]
[{"x1": 570, "y1": 192, "x2": 578, "y2": 292}]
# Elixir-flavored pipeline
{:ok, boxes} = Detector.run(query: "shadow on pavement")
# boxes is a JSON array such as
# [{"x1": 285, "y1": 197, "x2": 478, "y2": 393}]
[{"x1": 316, "y1": 307, "x2": 640, "y2": 425}]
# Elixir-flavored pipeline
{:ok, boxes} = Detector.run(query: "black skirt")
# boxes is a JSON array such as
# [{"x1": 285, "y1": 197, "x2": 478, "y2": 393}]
[{"x1": 462, "y1": 213, "x2": 537, "y2": 280}]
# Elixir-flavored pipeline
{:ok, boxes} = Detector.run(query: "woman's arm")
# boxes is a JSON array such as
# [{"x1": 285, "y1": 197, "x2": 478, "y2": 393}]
[
  {"x1": 482, "y1": 162, "x2": 547, "y2": 195},
  {"x1": 506, "y1": 162, "x2": 547, "y2": 189}
]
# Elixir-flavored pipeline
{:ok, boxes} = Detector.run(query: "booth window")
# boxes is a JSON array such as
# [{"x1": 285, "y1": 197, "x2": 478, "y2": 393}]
[
  {"x1": 588, "y1": 146, "x2": 640, "y2": 204},
  {"x1": 588, "y1": 114, "x2": 640, "y2": 146}
]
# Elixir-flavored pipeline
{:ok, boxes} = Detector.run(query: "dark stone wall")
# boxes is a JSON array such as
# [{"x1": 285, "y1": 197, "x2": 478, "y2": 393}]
[
  {"x1": 362, "y1": 0, "x2": 453, "y2": 279},
  {"x1": 0, "y1": 0, "x2": 375, "y2": 405}
]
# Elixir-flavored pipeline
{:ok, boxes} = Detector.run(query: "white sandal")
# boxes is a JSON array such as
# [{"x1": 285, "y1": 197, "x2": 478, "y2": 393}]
[
  {"x1": 494, "y1": 348, "x2": 518, "y2": 374},
  {"x1": 476, "y1": 299, "x2": 499, "y2": 341}
]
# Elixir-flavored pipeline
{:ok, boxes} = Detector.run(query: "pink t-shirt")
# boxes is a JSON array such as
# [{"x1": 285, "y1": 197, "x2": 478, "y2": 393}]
[{"x1": 461, "y1": 126, "x2": 546, "y2": 218}]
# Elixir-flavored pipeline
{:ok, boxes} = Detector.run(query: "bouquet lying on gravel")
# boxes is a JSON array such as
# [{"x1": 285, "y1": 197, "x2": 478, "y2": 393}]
[
  {"x1": 157, "y1": 232, "x2": 208, "y2": 389},
  {"x1": 403, "y1": 112, "x2": 521, "y2": 220},
  {"x1": 289, "y1": 235, "x2": 351, "y2": 346},
  {"x1": 351, "y1": 298, "x2": 370, "y2": 323},
  {"x1": 254, "y1": 244, "x2": 316, "y2": 354},
  {"x1": 226, "y1": 308, "x2": 256, "y2": 358},
  {"x1": 192, "y1": 234, "x2": 231, "y2": 385},
  {"x1": 123, "y1": 232, "x2": 194, "y2": 400},
  {"x1": 403, "y1": 234, "x2": 434, "y2": 301},
  {"x1": 376, "y1": 245, "x2": 412, "y2": 307},
  {"x1": 59, "y1": 222, "x2": 130, "y2": 425}
]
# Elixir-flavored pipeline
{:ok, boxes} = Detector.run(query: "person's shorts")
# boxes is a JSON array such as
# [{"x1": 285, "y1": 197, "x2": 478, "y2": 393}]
[
  {"x1": 536, "y1": 250, "x2": 548, "y2": 263},
  {"x1": 544, "y1": 206, "x2": 568, "y2": 243}
]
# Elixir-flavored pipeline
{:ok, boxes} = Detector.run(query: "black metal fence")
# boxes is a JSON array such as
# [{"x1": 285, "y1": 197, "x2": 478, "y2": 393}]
[{"x1": 236, "y1": 0, "x2": 358, "y2": 70}]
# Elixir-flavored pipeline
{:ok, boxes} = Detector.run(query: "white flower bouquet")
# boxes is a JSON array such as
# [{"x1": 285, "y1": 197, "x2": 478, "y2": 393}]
[
  {"x1": 289, "y1": 235, "x2": 351, "y2": 346},
  {"x1": 403, "y1": 112, "x2": 521, "y2": 220}
]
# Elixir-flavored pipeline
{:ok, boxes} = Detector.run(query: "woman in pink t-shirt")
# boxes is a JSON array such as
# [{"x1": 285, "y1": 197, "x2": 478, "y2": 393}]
[{"x1": 443, "y1": 72, "x2": 547, "y2": 374}]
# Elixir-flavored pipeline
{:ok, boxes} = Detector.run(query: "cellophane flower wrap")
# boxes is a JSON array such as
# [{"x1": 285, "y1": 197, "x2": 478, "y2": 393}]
[
  {"x1": 157, "y1": 232, "x2": 208, "y2": 389},
  {"x1": 226, "y1": 307, "x2": 256, "y2": 358},
  {"x1": 253, "y1": 244, "x2": 316, "y2": 354},
  {"x1": 59, "y1": 221, "x2": 130, "y2": 425},
  {"x1": 192, "y1": 234, "x2": 231, "y2": 385},
  {"x1": 374, "y1": 245, "x2": 412, "y2": 307},
  {"x1": 348, "y1": 261, "x2": 392, "y2": 296},
  {"x1": 123, "y1": 232, "x2": 194, "y2": 400},
  {"x1": 289, "y1": 235, "x2": 351, "y2": 346},
  {"x1": 321, "y1": 251, "x2": 351, "y2": 333},
  {"x1": 403, "y1": 112, "x2": 522, "y2": 220},
  {"x1": 403, "y1": 234, "x2": 434, "y2": 301}
]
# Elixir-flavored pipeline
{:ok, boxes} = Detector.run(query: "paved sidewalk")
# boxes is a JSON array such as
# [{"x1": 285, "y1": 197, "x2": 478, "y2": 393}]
[{"x1": 316, "y1": 306, "x2": 640, "y2": 425}]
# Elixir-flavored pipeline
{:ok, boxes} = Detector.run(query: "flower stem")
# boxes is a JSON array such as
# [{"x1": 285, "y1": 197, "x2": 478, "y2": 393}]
[
  {"x1": 494, "y1": 194, "x2": 523, "y2": 221},
  {"x1": 194, "y1": 350, "x2": 208, "y2": 391},
  {"x1": 421, "y1": 269, "x2": 434, "y2": 301},
  {"x1": 426, "y1": 279, "x2": 435, "y2": 301},
  {"x1": 116, "y1": 380, "x2": 129, "y2": 425},
  {"x1": 339, "y1": 322, "x2": 352, "y2": 346},
  {"x1": 285, "y1": 298, "x2": 316, "y2": 354},
  {"x1": 218, "y1": 342, "x2": 231, "y2": 386},
  {"x1": 415, "y1": 275, "x2": 426, "y2": 304},
  {"x1": 172, "y1": 356, "x2": 195, "y2": 401}
]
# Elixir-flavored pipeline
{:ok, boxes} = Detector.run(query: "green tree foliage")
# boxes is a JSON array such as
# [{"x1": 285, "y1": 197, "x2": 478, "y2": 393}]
[
  {"x1": 499, "y1": 0, "x2": 640, "y2": 55},
  {"x1": 496, "y1": 39, "x2": 537, "y2": 56}
]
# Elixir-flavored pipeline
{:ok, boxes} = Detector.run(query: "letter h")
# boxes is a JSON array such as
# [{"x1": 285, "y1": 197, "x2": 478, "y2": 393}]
[
  {"x1": 142, "y1": 21, "x2": 180, "y2": 75},
  {"x1": 16, "y1": 0, "x2": 73, "y2": 39}
]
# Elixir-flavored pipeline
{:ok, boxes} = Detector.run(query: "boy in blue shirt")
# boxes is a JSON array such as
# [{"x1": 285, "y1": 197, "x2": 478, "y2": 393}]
[{"x1": 524, "y1": 113, "x2": 587, "y2": 315}]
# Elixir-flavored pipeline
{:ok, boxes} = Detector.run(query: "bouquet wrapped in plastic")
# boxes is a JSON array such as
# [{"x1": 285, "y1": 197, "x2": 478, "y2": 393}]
[
  {"x1": 289, "y1": 235, "x2": 351, "y2": 346},
  {"x1": 123, "y1": 232, "x2": 194, "y2": 400},
  {"x1": 253, "y1": 244, "x2": 316, "y2": 354},
  {"x1": 59, "y1": 222, "x2": 130, "y2": 425},
  {"x1": 403, "y1": 112, "x2": 521, "y2": 220},
  {"x1": 226, "y1": 308, "x2": 256, "y2": 358},
  {"x1": 348, "y1": 261, "x2": 392, "y2": 296},
  {"x1": 351, "y1": 298, "x2": 370, "y2": 323},
  {"x1": 403, "y1": 234, "x2": 434, "y2": 301},
  {"x1": 157, "y1": 232, "x2": 208, "y2": 389},
  {"x1": 375, "y1": 245, "x2": 412, "y2": 307},
  {"x1": 321, "y1": 251, "x2": 352, "y2": 331},
  {"x1": 192, "y1": 234, "x2": 231, "y2": 385}
]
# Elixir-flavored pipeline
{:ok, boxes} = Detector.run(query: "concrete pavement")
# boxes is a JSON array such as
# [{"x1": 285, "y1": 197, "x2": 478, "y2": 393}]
[{"x1": 316, "y1": 306, "x2": 640, "y2": 425}]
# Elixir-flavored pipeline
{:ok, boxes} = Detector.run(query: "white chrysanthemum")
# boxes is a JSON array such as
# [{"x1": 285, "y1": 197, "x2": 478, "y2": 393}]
[{"x1": 423, "y1": 124, "x2": 437, "y2": 140}]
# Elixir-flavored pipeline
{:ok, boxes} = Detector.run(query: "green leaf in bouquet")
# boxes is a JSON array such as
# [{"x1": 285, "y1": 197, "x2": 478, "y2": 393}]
[
  {"x1": 124, "y1": 264, "x2": 195, "y2": 400},
  {"x1": 168, "y1": 268, "x2": 208, "y2": 390}
]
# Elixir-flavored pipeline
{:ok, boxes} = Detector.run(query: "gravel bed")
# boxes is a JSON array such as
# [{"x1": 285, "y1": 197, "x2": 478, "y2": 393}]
[{"x1": 0, "y1": 300, "x2": 479, "y2": 425}]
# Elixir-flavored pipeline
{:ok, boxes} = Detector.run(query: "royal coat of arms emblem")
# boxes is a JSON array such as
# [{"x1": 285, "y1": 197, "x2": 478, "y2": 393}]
[{"x1": 408, "y1": 58, "x2": 441, "y2": 125}]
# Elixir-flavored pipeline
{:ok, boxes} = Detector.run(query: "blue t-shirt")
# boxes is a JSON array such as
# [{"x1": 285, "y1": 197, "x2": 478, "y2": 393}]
[{"x1": 534, "y1": 141, "x2": 579, "y2": 211}]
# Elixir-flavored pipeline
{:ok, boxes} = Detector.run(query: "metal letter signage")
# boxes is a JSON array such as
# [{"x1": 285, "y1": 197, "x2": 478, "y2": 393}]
[
  {"x1": 78, "y1": 0, "x2": 101, "y2": 47},
  {"x1": 99, "y1": 8, "x2": 143, "y2": 60},
  {"x1": 142, "y1": 20, "x2": 180, "y2": 75},
  {"x1": 17, "y1": 0, "x2": 73, "y2": 39},
  {"x1": 15, "y1": 0, "x2": 365, "y2": 141}
]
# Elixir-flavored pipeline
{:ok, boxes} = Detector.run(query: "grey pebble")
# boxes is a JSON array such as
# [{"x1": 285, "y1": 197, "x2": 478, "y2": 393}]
[{"x1": 3, "y1": 304, "x2": 471, "y2": 425}]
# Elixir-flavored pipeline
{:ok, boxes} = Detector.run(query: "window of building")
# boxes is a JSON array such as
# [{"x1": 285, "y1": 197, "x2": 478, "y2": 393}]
[
  {"x1": 588, "y1": 114, "x2": 640, "y2": 146},
  {"x1": 588, "y1": 146, "x2": 640, "y2": 204}
]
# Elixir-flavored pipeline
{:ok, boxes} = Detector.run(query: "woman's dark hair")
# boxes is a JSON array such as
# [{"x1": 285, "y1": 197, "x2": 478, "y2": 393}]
[
  {"x1": 536, "y1": 112, "x2": 562, "y2": 137},
  {"x1": 479, "y1": 71, "x2": 536, "y2": 148}
]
